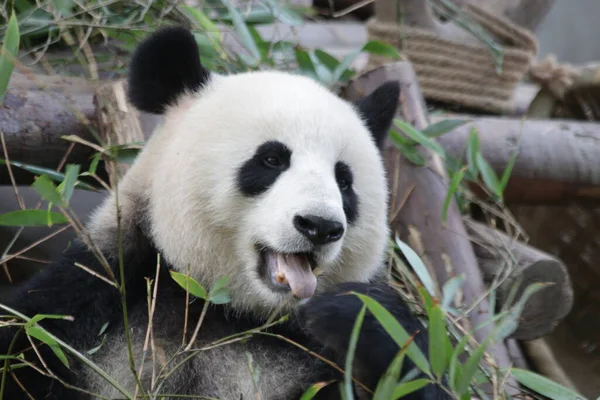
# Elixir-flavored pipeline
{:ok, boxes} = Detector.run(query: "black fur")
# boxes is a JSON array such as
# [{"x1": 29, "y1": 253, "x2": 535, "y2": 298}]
[
  {"x1": 335, "y1": 161, "x2": 359, "y2": 225},
  {"x1": 127, "y1": 26, "x2": 210, "y2": 114},
  {"x1": 298, "y1": 282, "x2": 451, "y2": 399},
  {"x1": 0, "y1": 223, "x2": 157, "y2": 399},
  {"x1": 237, "y1": 140, "x2": 292, "y2": 197},
  {"x1": 0, "y1": 225, "x2": 449, "y2": 399},
  {"x1": 354, "y1": 81, "x2": 401, "y2": 150}
]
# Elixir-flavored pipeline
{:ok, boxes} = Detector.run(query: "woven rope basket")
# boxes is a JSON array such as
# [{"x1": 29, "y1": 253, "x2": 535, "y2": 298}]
[{"x1": 366, "y1": 4, "x2": 538, "y2": 114}]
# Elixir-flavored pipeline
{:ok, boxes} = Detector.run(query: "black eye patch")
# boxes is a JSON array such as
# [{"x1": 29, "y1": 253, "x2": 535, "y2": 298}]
[
  {"x1": 237, "y1": 141, "x2": 292, "y2": 197},
  {"x1": 335, "y1": 162, "x2": 359, "y2": 225}
]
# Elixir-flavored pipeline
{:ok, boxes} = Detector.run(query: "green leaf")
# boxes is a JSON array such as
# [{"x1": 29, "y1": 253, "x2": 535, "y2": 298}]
[
  {"x1": 314, "y1": 49, "x2": 340, "y2": 71},
  {"x1": 263, "y1": 0, "x2": 305, "y2": 26},
  {"x1": 0, "y1": 210, "x2": 68, "y2": 226},
  {"x1": 181, "y1": 4, "x2": 222, "y2": 41},
  {"x1": 494, "y1": 282, "x2": 551, "y2": 342},
  {"x1": 299, "y1": 381, "x2": 334, "y2": 400},
  {"x1": 388, "y1": 130, "x2": 426, "y2": 166},
  {"x1": 25, "y1": 325, "x2": 69, "y2": 368},
  {"x1": 220, "y1": 0, "x2": 261, "y2": 65},
  {"x1": 442, "y1": 167, "x2": 466, "y2": 225},
  {"x1": 456, "y1": 336, "x2": 490, "y2": 396},
  {"x1": 428, "y1": 304, "x2": 450, "y2": 380},
  {"x1": 295, "y1": 48, "x2": 317, "y2": 79},
  {"x1": 25, "y1": 314, "x2": 73, "y2": 328},
  {"x1": 422, "y1": 119, "x2": 469, "y2": 138},
  {"x1": 0, "y1": 158, "x2": 97, "y2": 191},
  {"x1": 441, "y1": 274, "x2": 465, "y2": 311},
  {"x1": 373, "y1": 346, "x2": 407, "y2": 400},
  {"x1": 32, "y1": 175, "x2": 64, "y2": 206},
  {"x1": 395, "y1": 236, "x2": 437, "y2": 298},
  {"x1": 448, "y1": 334, "x2": 470, "y2": 392},
  {"x1": 417, "y1": 286, "x2": 434, "y2": 316},
  {"x1": 209, "y1": 276, "x2": 232, "y2": 305},
  {"x1": 353, "y1": 293, "x2": 431, "y2": 375},
  {"x1": 0, "y1": 11, "x2": 20, "y2": 105},
  {"x1": 394, "y1": 119, "x2": 446, "y2": 160},
  {"x1": 466, "y1": 128, "x2": 480, "y2": 179},
  {"x1": 169, "y1": 270, "x2": 207, "y2": 300},
  {"x1": 342, "y1": 304, "x2": 366, "y2": 400},
  {"x1": 362, "y1": 41, "x2": 401, "y2": 59},
  {"x1": 476, "y1": 152, "x2": 502, "y2": 199},
  {"x1": 500, "y1": 135, "x2": 522, "y2": 192},
  {"x1": 393, "y1": 379, "x2": 432, "y2": 399},
  {"x1": 61, "y1": 164, "x2": 80, "y2": 205},
  {"x1": 511, "y1": 368, "x2": 587, "y2": 400}
]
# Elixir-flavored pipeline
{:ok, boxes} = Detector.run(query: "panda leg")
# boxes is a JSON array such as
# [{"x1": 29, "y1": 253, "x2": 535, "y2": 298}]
[{"x1": 298, "y1": 281, "x2": 451, "y2": 400}]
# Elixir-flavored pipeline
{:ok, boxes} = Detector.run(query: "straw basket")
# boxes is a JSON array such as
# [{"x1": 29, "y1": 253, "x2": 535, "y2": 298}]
[{"x1": 366, "y1": 4, "x2": 538, "y2": 114}]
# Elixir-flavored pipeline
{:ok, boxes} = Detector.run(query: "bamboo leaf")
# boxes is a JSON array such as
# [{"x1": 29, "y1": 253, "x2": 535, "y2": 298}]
[
  {"x1": 0, "y1": 11, "x2": 20, "y2": 105},
  {"x1": 299, "y1": 381, "x2": 334, "y2": 400},
  {"x1": 373, "y1": 345, "x2": 408, "y2": 400},
  {"x1": 511, "y1": 368, "x2": 587, "y2": 400},
  {"x1": 0, "y1": 210, "x2": 68, "y2": 226},
  {"x1": 428, "y1": 304, "x2": 451, "y2": 380},
  {"x1": 395, "y1": 236, "x2": 437, "y2": 298},
  {"x1": 353, "y1": 293, "x2": 431, "y2": 375},
  {"x1": 394, "y1": 120, "x2": 446, "y2": 160},
  {"x1": 456, "y1": 336, "x2": 491, "y2": 395},
  {"x1": 441, "y1": 274, "x2": 465, "y2": 311},
  {"x1": 209, "y1": 276, "x2": 231, "y2": 305},
  {"x1": 442, "y1": 167, "x2": 466, "y2": 225},
  {"x1": 25, "y1": 325, "x2": 70, "y2": 368},
  {"x1": 393, "y1": 379, "x2": 432, "y2": 399},
  {"x1": 61, "y1": 164, "x2": 80, "y2": 205},
  {"x1": 343, "y1": 304, "x2": 367, "y2": 400},
  {"x1": 220, "y1": 0, "x2": 261, "y2": 64},
  {"x1": 32, "y1": 175, "x2": 64, "y2": 206},
  {"x1": 466, "y1": 128, "x2": 480, "y2": 179},
  {"x1": 422, "y1": 119, "x2": 469, "y2": 138},
  {"x1": 476, "y1": 152, "x2": 502, "y2": 199},
  {"x1": 169, "y1": 270, "x2": 207, "y2": 300}
]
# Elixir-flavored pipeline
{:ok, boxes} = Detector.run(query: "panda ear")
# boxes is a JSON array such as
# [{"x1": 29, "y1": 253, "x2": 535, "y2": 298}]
[
  {"x1": 354, "y1": 81, "x2": 400, "y2": 151},
  {"x1": 127, "y1": 26, "x2": 211, "y2": 114}
]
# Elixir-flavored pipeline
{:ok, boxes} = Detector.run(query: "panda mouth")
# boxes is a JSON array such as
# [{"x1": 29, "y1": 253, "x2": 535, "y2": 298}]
[{"x1": 257, "y1": 245, "x2": 318, "y2": 299}]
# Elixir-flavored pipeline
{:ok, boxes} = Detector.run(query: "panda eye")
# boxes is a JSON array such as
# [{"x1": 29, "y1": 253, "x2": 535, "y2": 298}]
[
  {"x1": 263, "y1": 155, "x2": 282, "y2": 168},
  {"x1": 338, "y1": 178, "x2": 350, "y2": 191}
]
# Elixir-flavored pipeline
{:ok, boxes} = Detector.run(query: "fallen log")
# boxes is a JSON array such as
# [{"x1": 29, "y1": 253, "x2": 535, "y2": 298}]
[
  {"x1": 343, "y1": 61, "x2": 520, "y2": 394},
  {"x1": 466, "y1": 219, "x2": 573, "y2": 340},
  {"x1": 0, "y1": 72, "x2": 100, "y2": 184},
  {"x1": 430, "y1": 114, "x2": 600, "y2": 204}
]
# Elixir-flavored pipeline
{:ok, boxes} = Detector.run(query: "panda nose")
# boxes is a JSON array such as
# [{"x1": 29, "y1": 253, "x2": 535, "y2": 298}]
[{"x1": 293, "y1": 215, "x2": 345, "y2": 245}]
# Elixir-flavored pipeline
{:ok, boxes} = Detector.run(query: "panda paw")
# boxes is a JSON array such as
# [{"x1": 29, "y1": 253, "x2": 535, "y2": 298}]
[{"x1": 298, "y1": 281, "x2": 423, "y2": 352}]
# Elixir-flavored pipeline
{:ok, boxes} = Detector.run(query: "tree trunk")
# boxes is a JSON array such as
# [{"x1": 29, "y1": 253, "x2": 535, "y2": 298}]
[
  {"x1": 466, "y1": 220, "x2": 573, "y2": 340},
  {"x1": 430, "y1": 114, "x2": 600, "y2": 204},
  {"x1": 343, "y1": 61, "x2": 520, "y2": 395},
  {"x1": 0, "y1": 72, "x2": 100, "y2": 184}
]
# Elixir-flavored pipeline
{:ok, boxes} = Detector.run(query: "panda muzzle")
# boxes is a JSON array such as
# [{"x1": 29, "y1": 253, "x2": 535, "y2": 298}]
[{"x1": 266, "y1": 252, "x2": 317, "y2": 299}]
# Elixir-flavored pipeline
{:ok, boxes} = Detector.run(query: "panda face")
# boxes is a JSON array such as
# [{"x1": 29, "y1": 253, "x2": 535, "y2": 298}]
[{"x1": 124, "y1": 27, "x2": 400, "y2": 316}]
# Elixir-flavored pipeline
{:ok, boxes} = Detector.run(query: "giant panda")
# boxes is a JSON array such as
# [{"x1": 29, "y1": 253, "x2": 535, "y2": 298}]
[{"x1": 0, "y1": 26, "x2": 451, "y2": 400}]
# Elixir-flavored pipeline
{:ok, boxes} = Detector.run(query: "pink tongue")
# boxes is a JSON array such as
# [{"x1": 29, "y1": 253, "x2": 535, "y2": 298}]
[{"x1": 276, "y1": 253, "x2": 317, "y2": 299}]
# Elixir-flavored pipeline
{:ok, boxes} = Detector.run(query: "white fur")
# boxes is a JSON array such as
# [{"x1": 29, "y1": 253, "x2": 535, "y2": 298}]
[{"x1": 88, "y1": 70, "x2": 389, "y2": 318}]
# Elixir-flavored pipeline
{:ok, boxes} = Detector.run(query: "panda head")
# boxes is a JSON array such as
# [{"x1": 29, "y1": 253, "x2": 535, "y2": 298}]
[{"x1": 125, "y1": 27, "x2": 400, "y2": 316}]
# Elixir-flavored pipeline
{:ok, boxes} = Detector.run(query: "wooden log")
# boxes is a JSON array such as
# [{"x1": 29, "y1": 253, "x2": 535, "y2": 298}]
[
  {"x1": 430, "y1": 114, "x2": 600, "y2": 205},
  {"x1": 466, "y1": 220, "x2": 573, "y2": 340},
  {"x1": 343, "y1": 61, "x2": 520, "y2": 394},
  {"x1": 93, "y1": 79, "x2": 145, "y2": 183},
  {"x1": 521, "y1": 338, "x2": 577, "y2": 390},
  {"x1": 0, "y1": 72, "x2": 100, "y2": 184}
]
